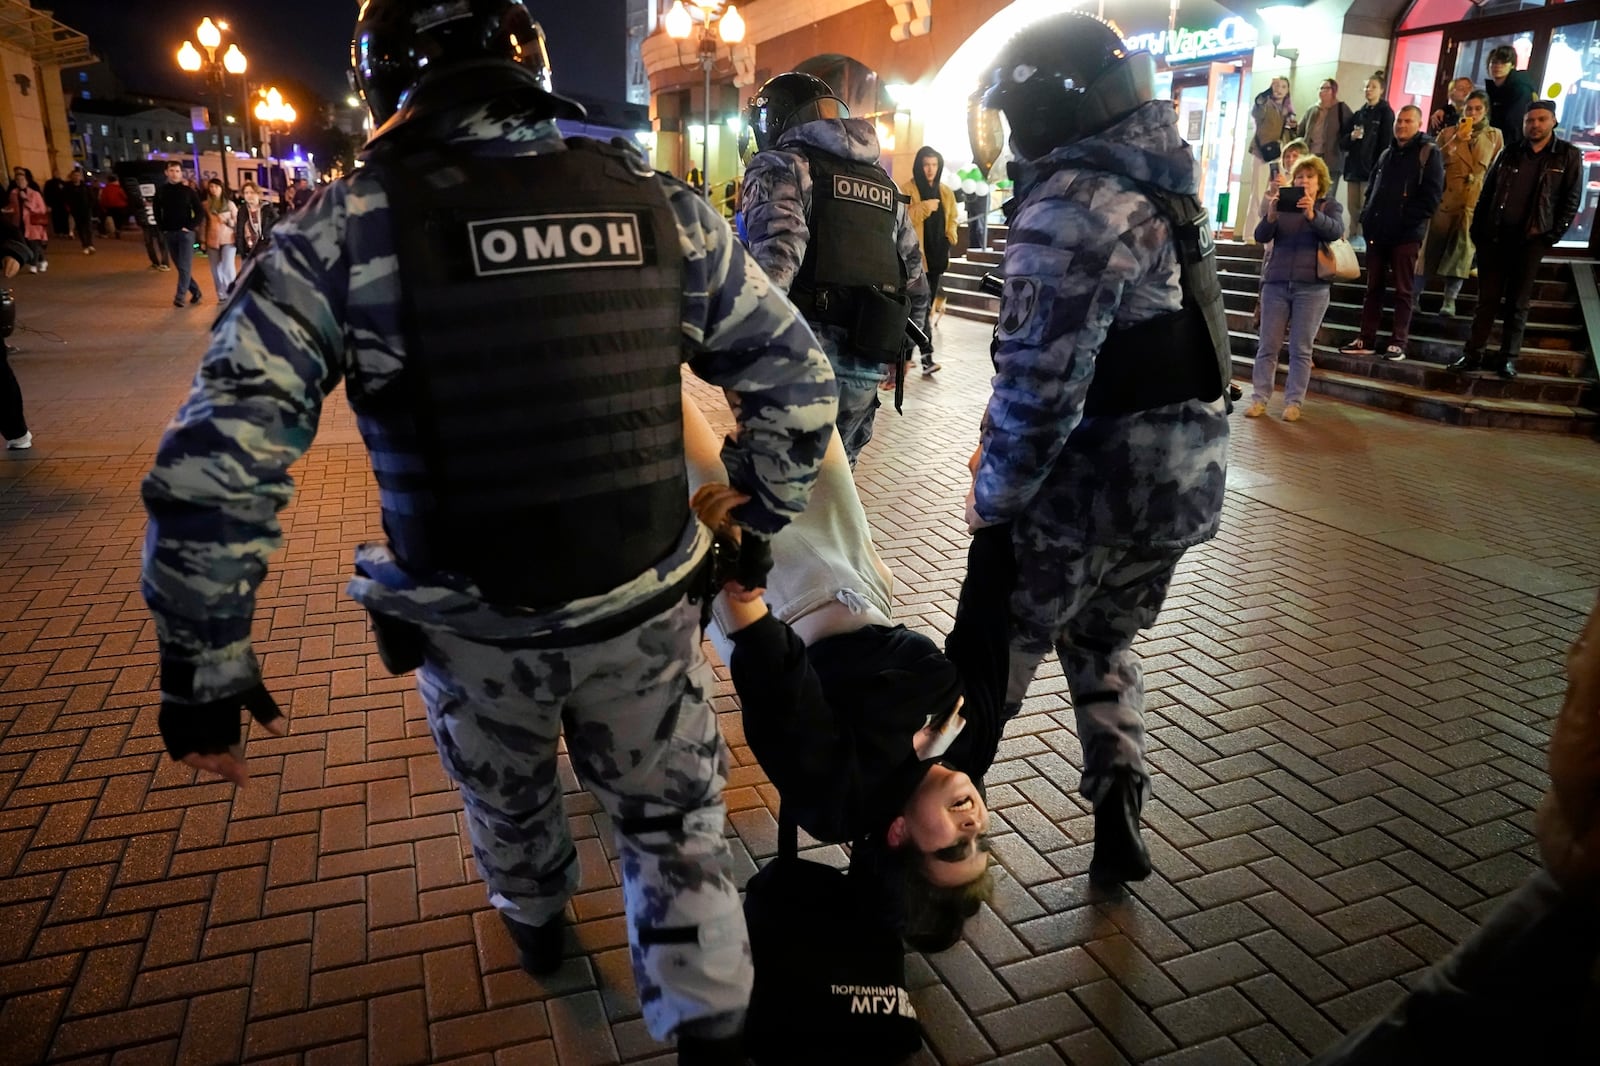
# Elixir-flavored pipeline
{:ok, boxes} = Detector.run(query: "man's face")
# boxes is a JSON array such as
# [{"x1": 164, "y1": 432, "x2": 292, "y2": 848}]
[
  {"x1": 899, "y1": 763, "x2": 990, "y2": 889},
  {"x1": 1488, "y1": 59, "x2": 1512, "y2": 84},
  {"x1": 1451, "y1": 79, "x2": 1473, "y2": 105},
  {"x1": 1319, "y1": 82, "x2": 1335, "y2": 105},
  {"x1": 166, "y1": 165, "x2": 183, "y2": 183},
  {"x1": 921, "y1": 157, "x2": 938, "y2": 182},
  {"x1": 1394, "y1": 108, "x2": 1420, "y2": 143},
  {"x1": 1524, "y1": 108, "x2": 1556, "y2": 145}
]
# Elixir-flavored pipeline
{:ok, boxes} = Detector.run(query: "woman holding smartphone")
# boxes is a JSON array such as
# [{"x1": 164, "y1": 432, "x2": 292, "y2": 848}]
[
  {"x1": 1246, "y1": 155, "x2": 1345, "y2": 422},
  {"x1": 1421, "y1": 91, "x2": 1503, "y2": 316}
]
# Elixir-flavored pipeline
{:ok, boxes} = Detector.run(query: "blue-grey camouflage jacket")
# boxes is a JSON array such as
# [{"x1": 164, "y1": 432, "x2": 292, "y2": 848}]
[
  {"x1": 142, "y1": 108, "x2": 836, "y2": 705},
  {"x1": 974, "y1": 101, "x2": 1228, "y2": 550},
  {"x1": 741, "y1": 117, "x2": 930, "y2": 319}
]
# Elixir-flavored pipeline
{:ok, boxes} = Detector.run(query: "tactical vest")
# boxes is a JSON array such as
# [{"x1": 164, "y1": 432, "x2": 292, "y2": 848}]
[
  {"x1": 1084, "y1": 184, "x2": 1232, "y2": 416},
  {"x1": 350, "y1": 138, "x2": 689, "y2": 608},
  {"x1": 789, "y1": 150, "x2": 907, "y2": 355}
]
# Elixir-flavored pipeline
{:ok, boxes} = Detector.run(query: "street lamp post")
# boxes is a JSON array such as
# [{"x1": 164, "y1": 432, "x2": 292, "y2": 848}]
[
  {"x1": 663, "y1": 2, "x2": 744, "y2": 194},
  {"x1": 177, "y1": 17, "x2": 248, "y2": 190},
  {"x1": 253, "y1": 87, "x2": 297, "y2": 163}
]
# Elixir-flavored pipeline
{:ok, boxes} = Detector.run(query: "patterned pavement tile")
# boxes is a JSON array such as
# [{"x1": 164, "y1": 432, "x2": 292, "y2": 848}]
[{"x1": 0, "y1": 241, "x2": 1596, "y2": 1062}]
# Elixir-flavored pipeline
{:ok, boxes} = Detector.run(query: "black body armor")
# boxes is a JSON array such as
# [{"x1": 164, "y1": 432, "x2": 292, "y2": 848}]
[
  {"x1": 789, "y1": 150, "x2": 910, "y2": 363},
  {"x1": 351, "y1": 138, "x2": 689, "y2": 607}
]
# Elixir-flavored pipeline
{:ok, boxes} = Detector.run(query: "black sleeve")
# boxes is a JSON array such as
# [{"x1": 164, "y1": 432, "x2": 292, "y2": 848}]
[
  {"x1": 1554, "y1": 146, "x2": 1584, "y2": 240},
  {"x1": 1471, "y1": 158, "x2": 1501, "y2": 245},
  {"x1": 942, "y1": 524, "x2": 1017, "y2": 780},
  {"x1": 728, "y1": 613, "x2": 865, "y2": 841}
]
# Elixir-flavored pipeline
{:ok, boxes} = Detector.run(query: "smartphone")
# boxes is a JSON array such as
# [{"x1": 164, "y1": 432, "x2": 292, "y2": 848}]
[{"x1": 1277, "y1": 186, "x2": 1302, "y2": 210}]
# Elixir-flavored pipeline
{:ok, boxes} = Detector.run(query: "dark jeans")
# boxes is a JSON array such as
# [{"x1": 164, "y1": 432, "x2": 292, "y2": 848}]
[
  {"x1": 915, "y1": 270, "x2": 944, "y2": 355},
  {"x1": 164, "y1": 231, "x2": 200, "y2": 302},
  {"x1": 143, "y1": 225, "x2": 169, "y2": 267},
  {"x1": 0, "y1": 340, "x2": 25, "y2": 440},
  {"x1": 1358, "y1": 240, "x2": 1420, "y2": 346},
  {"x1": 72, "y1": 211, "x2": 93, "y2": 249},
  {"x1": 1466, "y1": 235, "x2": 1548, "y2": 366}
]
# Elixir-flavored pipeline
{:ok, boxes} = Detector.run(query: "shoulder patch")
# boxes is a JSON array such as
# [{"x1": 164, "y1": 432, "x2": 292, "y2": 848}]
[
  {"x1": 997, "y1": 277, "x2": 1039, "y2": 339},
  {"x1": 468, "y1": 212, "x2": 647, "y2": 276}
]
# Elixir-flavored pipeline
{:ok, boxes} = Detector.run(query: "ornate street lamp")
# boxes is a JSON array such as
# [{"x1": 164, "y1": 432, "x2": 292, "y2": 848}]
[
  {"x1": 177, "y1": 17, "x2": 248, "y2": 189},
  {"x1": 662, "y1": 2, "x2": 745, "y2": 194},
  {"x1": 253, "y1": 87, "x2": 297, "y2": 163}
]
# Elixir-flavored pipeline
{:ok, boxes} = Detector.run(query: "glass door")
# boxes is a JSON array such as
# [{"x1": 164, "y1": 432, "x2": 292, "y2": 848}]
[{"x1": 1544, "y1": 19, "x2": 1600, "y2": 245}]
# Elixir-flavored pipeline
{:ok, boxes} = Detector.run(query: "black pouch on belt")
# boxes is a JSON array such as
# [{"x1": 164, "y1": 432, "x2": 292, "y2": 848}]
[
  {"x1": 368, "y1": 611, "x2": 426, "y2": 675},
  {"x1": 851, "y1": 286, "x2": 912, "y2": 364}
]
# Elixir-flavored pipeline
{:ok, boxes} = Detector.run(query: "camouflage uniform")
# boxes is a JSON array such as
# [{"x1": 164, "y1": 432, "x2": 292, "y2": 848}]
[
  {"x1": 972, "y1": 101, "x2": 1229, "y2": 805},
  {"x1": 141, "y1": 107, "x2": 836, "y2": 1040},
  {"x1": 741, "y1": 117, "x2": 930, "y2": 464}
]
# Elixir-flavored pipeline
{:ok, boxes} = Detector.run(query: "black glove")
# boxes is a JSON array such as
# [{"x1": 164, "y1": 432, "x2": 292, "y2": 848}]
[{"x1": 158, "y1": 684, "x2": 283, "y2": 761}]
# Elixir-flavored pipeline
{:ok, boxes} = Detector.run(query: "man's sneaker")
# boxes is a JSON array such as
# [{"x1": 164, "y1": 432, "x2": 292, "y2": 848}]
[
  {"x1": 1339, "y1": 339, "x2": 1375, "y2": 356},
  {"x1": 38, "y1": 260, "x2": 47, "y2": 273},
  {"x1": 25, "y1": 265, "x2": 36, "y2": 274},
  {"x1": 1244, "y1": 400, "x2": 1267, "y2": 418},
  {"x1": 1439, "y1": 297, "x2": 1456, "y2": 316},
  {"x1": 6, "y1": 431, "x2": 32, "y2": 450},
  {"x1": 501, "y1": 913, "x2": 564, "y2": 976},
  {"x1": 158, "y1": 264, "x2": 172, "y2": 272},
  {"x1": 1381, "y1": 344, "x2": 1407, "y2": 362},
  {"x1": 1282, "y1": 404, "x2": 1302, "y2": 422},
  {"x1": 921, "y1": 360, "x2": 941, "y2": 375}
]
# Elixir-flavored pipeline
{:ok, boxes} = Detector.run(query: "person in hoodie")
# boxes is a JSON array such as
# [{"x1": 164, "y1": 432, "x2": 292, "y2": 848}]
[
  {"x1": 741, "y1": 72, "x2": 931, "y2": 465},
  {"x1": 969, "y1": 12, "x2": 1230, "y2": 892},
  {"x1": 901, "y1": 146, "x2": 958, "y2": 375},
  {"x1": 1341, "y1": 104, "x2": 1444, "y2": 362},
  {"x1": 1340, "y1": 73, "x2": 1395, "y2": 250},
  {"x1": 139, "y1": 2, "x2": 838, "y2": 1062},
  {"x1": 683, "y1": 395, "x2": 1014, "y2": 952}
]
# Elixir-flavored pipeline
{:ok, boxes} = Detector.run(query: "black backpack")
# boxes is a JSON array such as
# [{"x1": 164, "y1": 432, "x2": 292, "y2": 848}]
[{"x1": 742, "y1": 810, "x2": 923, "y2": 1065}]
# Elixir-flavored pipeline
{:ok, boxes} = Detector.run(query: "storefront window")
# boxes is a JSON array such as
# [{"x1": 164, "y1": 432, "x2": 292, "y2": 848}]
[
  {"x1": 1547, "y1": 19, "x2": 1600, "y2": 245},
  {"x1": 1390, "y1": 31, "x2": 1444, "y2": 114},
  {"x1": 1451, "y1": 31, "x2": 1536, "y2": 84},
  {"x1": 1401, "y1": 0, "x2": 1566, "y2": 31}
]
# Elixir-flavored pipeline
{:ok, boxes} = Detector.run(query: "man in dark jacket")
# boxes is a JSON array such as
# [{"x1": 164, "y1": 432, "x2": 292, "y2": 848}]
[
  {"x1": 1485, "y1": 45, "x2": 1537, "y2": 150},
  {"x1": 1341, "y1": 105, "x2": 1443, "y2": 361},
  {"x1": 1449, "y1": 101, "x2": 1583, "y2": 379},
  {"x1": 152, "y1": 161, "x2": 202, "y2": 307}
]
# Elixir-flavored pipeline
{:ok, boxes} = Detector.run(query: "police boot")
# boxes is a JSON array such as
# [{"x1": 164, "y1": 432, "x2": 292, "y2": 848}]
[
  {"x1": 678, "y1": 1033, "x2": 747, "y2": 1066},
  {"x1": 1088, "y1": 768, "x2": 1151, "y2": 890},
  {"x1": 501, "y1": 913, "x2": 564, "y2": 976}
]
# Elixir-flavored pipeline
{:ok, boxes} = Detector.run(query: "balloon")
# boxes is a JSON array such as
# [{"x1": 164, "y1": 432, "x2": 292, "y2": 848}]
[
  {"x1": 967, "y1": 87, "x2": 1005, "y2": 179},
  {"x1": 961, "y1": 179, "x2": 977, "y2": 195},
  {"x1": 975, "y1": 181, "x2": 990, "y2": 196},
  {"x1": 1548, "y1": 82, "x2": 1563, "y2": 98}
]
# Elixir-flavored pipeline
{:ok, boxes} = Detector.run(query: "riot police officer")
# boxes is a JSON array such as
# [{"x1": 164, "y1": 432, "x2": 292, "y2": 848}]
[
  {"x1": 966, "y1": 13, "x2": 1230, "y2": 890},
  {"x1": 140, "y1": 1, "x2": 837, "y2": 1060},
  {"x1": 741, "y1": 72, "x2": 931, "y2": 466}
]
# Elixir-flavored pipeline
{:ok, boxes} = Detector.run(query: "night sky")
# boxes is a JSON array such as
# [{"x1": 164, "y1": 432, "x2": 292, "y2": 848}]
[{"x1": 44, "y1": 0, "x2": 627, "y2": 107}]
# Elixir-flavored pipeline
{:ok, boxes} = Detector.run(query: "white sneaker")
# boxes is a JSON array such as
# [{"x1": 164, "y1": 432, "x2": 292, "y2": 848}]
[
  {"x1": 38, "y1": 260, "x2": 47, "y2": 273},
  {"x1": 6, "y1": 431, "x2": 32, "y2": 450},
  {"x1": 26, "y1": 265, "x2": 36, "y2": 274}
]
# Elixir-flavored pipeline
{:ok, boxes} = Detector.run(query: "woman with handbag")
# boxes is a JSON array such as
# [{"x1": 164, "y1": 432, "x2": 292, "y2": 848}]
[
  {"x1": 1420, "y1": 91, "x2": 1503, "y2": 316},
  {"x1": 8, "y1": 169, "x2": 49, "y2": 274},
  {"x1": 1247, "y1": 155, "x2": 1345, "y2": 422},
  {"x1": 200, "y1": 178, "x2": 238, "y2": 302}
]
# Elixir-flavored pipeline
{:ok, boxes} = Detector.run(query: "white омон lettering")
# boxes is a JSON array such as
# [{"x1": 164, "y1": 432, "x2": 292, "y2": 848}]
[
  {"x1": 480, "y1": 230, "x2": 518, "y2": 264},
  {"x1": 524, "y1": 225, "x2": 564, "y2": 260},
  {"x1": 606, "y1": 220, "x2": 638, "y2": 257},
  {"x1": 570, "y1": 224, "x2": 602, "y2": 256}
]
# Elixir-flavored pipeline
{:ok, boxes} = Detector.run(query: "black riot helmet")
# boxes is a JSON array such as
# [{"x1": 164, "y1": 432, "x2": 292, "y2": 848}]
[
  {"x1": 977, "y1": 12, "x2": 1156, "y2": 162},
  {"x1": 746, "y1": 72, "x2": 849, "y2": 152},
  {"x1": 352, "y1": 0, "x2": 585, "y2": 127}
]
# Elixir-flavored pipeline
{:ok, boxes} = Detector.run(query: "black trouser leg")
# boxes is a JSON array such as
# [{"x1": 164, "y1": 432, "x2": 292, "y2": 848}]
[
  {"x1": 1497, "y1": 241, "x2": 1547, "y2": 365},
  {"x1": 0, "y1": 344, "x2": 27, "y2": 441}
]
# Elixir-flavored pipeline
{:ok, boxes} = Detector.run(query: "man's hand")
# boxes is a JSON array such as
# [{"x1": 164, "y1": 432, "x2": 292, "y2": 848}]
[
  {"x1": 691, "y1": 483, "x2": 764, "y2": 603},
  {"x1": 967, "y1": 442, "x2": 983, "y2": 476},
  {"x1": 2, "y1": 257, "x2": 18, "y2": 279},
  {"x1": 159, "y1": 684, "x2": 286, "y2": 787},
  {"x1": 964, "y1": 483, "x2": 997, "y2": 534},
  {"x1": 922, "y1": 199, "x2": 941, "y2": 212}
]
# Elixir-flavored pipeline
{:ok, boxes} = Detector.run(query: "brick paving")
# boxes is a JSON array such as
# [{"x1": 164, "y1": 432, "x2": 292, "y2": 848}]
[{"x1": 1, "y1": 239, "x2": 1597, "y2": 1065}]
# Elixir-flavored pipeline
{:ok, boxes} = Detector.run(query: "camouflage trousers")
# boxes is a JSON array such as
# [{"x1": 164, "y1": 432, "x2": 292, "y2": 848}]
[
  {"x1": 815, "y1": 322, "x2": 883, "y2": 466},
  {"x1": 1004, "y1": 540, "x2": 1188, "y2": 806},
  {"x1": 415, "y1": 594, "x2": 751, "y2": 1040}
]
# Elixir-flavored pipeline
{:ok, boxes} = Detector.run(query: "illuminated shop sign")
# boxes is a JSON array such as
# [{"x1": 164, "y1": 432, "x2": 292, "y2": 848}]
[{"x1": 1123, "y1": 16, "x2": 1258, "y2": 64}]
